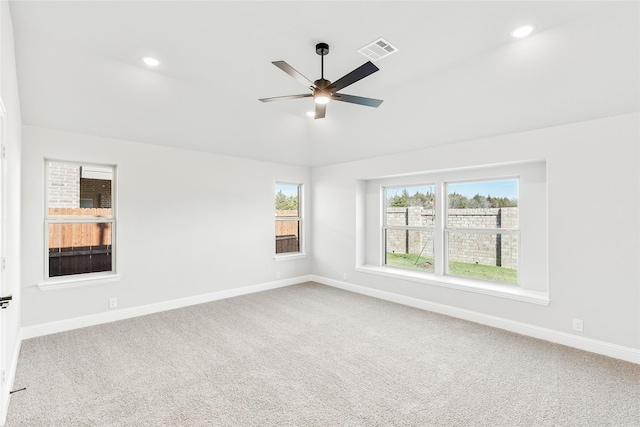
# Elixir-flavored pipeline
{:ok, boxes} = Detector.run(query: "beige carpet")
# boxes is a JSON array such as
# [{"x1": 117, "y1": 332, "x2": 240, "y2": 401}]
[{"x1": 6, "y1": 282, "x2": 640, "y2": 426}]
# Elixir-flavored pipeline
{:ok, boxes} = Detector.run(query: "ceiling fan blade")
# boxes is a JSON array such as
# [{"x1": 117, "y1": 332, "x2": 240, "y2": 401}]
[
  {"x1": 314, "y1": 103, "x2": 326, "y2": 119},
  {"x1": 272, "y1": 61, "x2": 316, "y2": 89},
  {"x1": 332, "y1": 93, "x2": 383, "y2": 108},
  {"x1": 259, "y1": 94, "x2": 312, "y2": 103},
  {"x1": 329, "y1": 61, "x2": 379, "y2": 92}
]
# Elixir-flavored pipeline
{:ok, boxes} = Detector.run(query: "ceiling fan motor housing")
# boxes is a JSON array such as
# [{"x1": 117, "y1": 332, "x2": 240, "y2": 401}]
[{"x1": 314, "y1": 78, "x2": 331, "y2": 90}]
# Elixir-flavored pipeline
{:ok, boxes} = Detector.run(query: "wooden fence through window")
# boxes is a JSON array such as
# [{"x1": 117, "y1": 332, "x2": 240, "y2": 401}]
[
  {"x1": 276, "y1": 210, "x2": 299, "y2": 253},
  {"x1": 47, "y1": 208, "x2": 113, "y2": 277}
]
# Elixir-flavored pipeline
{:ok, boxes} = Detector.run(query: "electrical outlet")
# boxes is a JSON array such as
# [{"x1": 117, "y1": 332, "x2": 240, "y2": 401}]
[
  {"x1": 572, "y1": 318, "x2": 583, "y2": 332},
  {"x1": 109, "y1": 297, "x2": 117, "y2": 309},
  {"x1": 343, "y1": 273, "x2": 348, "y2": 281},
  {"x1": 276, "y1": 272, "x2": 281, "y2": 279}
]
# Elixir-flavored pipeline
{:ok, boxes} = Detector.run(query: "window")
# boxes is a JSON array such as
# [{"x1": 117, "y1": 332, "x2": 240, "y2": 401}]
[
  {"x1": 45, "y1": 161, "x2": 116, "y2": 279},
  {"x1": 363, "y1": 161, "x2": 547, "y2": 301},
  {"x1": 275, "y1": 183, "x2": 301, "y2": 254},
  {"x1": 446, "y1": 179, "x2": 518, "y2": 284},
  {"x1": 384, "y1": 185, "x2": 436, "y2": 272},
  {"x1": 383, "y1": 180, "x2": 518, "y2": 284}
]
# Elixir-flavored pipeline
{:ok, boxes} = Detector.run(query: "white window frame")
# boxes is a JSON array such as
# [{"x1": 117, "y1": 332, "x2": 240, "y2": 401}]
[
  {"x1": 40, "y1": 160, "x2": 119, "y2": 290},
  {"x1": 358, "y1": 161, "x2": 548, "y2": 305},
  {"x1": 274, "y1": 182, "x2": 305, "y2": 260}
]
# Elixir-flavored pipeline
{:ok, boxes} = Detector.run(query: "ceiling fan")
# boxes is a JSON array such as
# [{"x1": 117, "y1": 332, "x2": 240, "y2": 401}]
[{"x1": 259, "y1": 43, "x2": 383, "y2": 119}]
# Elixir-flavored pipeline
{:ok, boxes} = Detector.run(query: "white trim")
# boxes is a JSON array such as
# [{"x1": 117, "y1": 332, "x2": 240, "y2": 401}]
[
  {"x1": 355, "y1": 265, "x2": 549, "y2": 305},
  {"x1": 38, "y1": 273, "x2": 121, "y2": 290},
  {"x1": 312, "y1": 275, "x2": 639, "y2": 365},
  {"x1": 0, "y1": 98, "x2": 6, "y2": 427},
  {"x1": 22, "y1": 275, "x2": 312, "y2": 339},
  {"x1": 274, "y1": 253, "x2": 307, "y2": 262}
]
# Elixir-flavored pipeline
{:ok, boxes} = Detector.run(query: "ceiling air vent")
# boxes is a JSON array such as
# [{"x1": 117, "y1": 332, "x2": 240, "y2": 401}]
[{"x1": 357, "y1": 38, "x2": 399, "y2": 62}]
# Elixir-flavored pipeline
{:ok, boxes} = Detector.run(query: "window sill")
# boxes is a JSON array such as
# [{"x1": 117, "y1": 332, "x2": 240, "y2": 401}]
[
  {"x1": 274, "y1": 252, "x2": 307, "y2": 262},
  {"x1": 355, "y1": 265, "x2": 549, "y2": 305},
  {"x1": 38, "y1": 273, "x2": 122, "y2": 291}
]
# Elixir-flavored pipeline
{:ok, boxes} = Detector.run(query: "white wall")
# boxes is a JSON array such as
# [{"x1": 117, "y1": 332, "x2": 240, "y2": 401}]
[
  {"x1": 312, "y1": 113, "x2": 640, "y2": 351},
  {"x1": 16, "y1": 111, "x2": 640, "y2": 359},
  {"x1": 0, "y1": 0, "x2": 23, "y2": 420},
  {"x1": 21, "y1": 125, "x2": 310, "y2": 327}
]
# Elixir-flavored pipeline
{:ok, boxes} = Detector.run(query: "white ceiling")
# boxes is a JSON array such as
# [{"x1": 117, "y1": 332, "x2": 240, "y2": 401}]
[{"x1": 8, "y1": 1, "x2": 640, "y2": 167}]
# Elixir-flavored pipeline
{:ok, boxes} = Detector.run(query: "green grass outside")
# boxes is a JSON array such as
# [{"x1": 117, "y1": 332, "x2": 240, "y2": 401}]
[
  {"x1": 386, "y1": 252, "x2": 517, "y2": 284},
  {"x1": 386, "y1": 252, "x2": 435, "y2": 271}
]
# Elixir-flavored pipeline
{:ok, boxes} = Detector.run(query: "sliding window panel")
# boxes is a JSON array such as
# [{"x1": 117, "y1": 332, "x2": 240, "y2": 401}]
[
  {"x1": 385, "y1": 229, "x2": 434, "y2": 272},
  {"x1": 48, "y1": 221, "x2": 113, "y2": 277},
  {"x1": 275, "y1": 219, "x2": 300, "y2": 254},
  {"x1": 446, "y1": 230, "x2": 518, "y2": 284}
]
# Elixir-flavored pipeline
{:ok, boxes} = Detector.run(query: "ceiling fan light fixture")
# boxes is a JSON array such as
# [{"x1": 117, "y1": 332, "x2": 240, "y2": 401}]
[{"x1": 314, "y1": 91, "x2": 331, "y2": 105}]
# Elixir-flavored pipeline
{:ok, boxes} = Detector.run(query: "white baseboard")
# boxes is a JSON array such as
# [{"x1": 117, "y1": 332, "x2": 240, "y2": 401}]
[
  {"x1": 19, "y1": 274, "x2": 639, "y2": 365},
  {"x1": 21, "y1": 275, "x2": 312, "y2": 340},
  {"x1": 312, "y1": 275, "x2": 640, "y2": 365}
]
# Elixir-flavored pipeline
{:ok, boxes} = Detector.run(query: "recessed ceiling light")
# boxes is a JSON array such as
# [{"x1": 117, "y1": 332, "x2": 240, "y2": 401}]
[
  {"x1": 142, "y1": 56, "x2": 161, "y2": 67},
  {"x1": 306, "y1": 111, "x2": 315, "y2": 117},
  {"x1": 510, "y1": 24, "x2": 536, "y2": 39}
]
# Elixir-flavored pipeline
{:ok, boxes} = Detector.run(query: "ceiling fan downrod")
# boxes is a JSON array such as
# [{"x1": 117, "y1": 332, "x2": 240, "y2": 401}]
[{"x1": 316, "y1": 42, "x2": 329, "y2": 80}]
